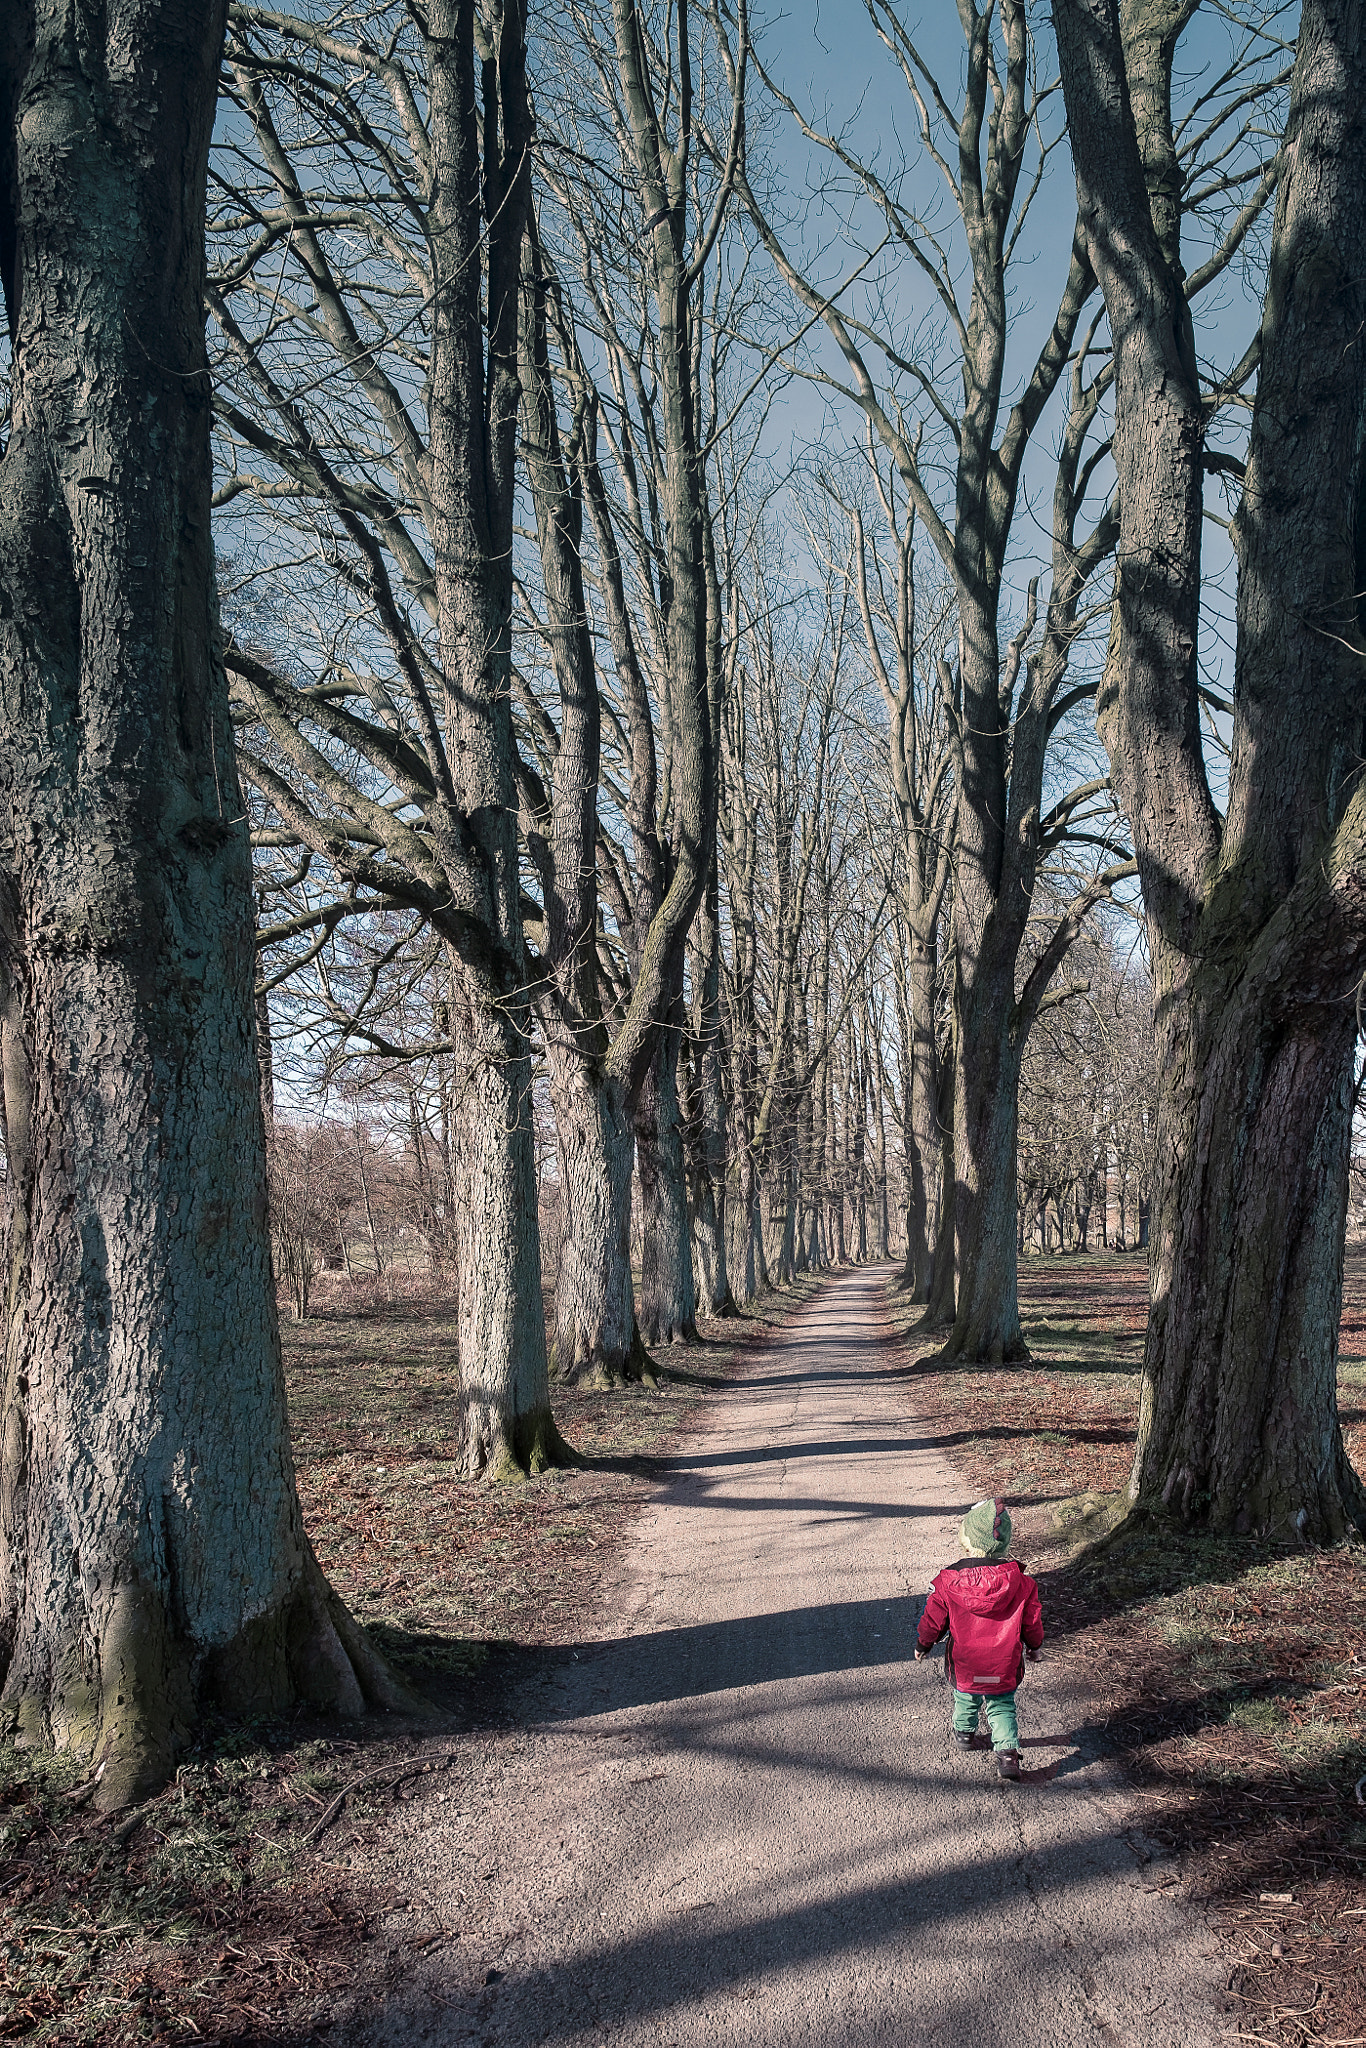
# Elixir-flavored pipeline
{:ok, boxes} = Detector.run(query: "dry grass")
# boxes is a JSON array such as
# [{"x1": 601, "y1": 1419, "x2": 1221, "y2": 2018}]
[
  {"x1": 0, "y1": 1279, "x2": 808, "y2": 2047},
  {"x1": 889, "y1": 1248, "x2": 1366, "y2": 2047}
]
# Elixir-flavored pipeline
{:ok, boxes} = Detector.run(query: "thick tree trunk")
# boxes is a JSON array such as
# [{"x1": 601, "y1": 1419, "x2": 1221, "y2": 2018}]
[
  {"x1": 1133, "y1": 970, "x2": 1362, "y2": 1538},
  {"x1": 547, "y1": 1051, "x2": 638, "y2": 1387},
  {"x1": 946, "y1": 584, "x2": 1030, "y2": 1362},
  {"x1": 1056, "y1": 0, "x2": 1366, "y2": 1538},
  {"x1": 943, "y1": 980, "x2": 1028, "y2": 1361},
  {"x1": 448, "y1": 989, "x2": 563, "y2": 1476},
  {"x1": 688, "y1": 1148, "x2": 727, "y2": 1315},
  {"x1": 636, "y1": 1022, "x2": 698, "y2": 1345},
  {"x1": 0, "y1": 0, "x2": 409, "y2": 1807}
]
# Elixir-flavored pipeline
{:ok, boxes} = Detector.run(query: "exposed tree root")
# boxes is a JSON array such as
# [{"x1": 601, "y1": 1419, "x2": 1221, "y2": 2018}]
[
  {"x1": 550, "y1": 1323, "x2": 664, "y2": 1392},
  {"x1": 1072, "y1": 1478, "x2": 1366, "y2": 1571},
  {"x1": 1, "y1": 1542, "x2": 431, "y2": 1814},
  {"x1": 467, "y1": 1401, "x2": 581, "y2": 1480},
  {"x1": 932, "y1": 1329, "x2": 1032, "y2": 1367}
]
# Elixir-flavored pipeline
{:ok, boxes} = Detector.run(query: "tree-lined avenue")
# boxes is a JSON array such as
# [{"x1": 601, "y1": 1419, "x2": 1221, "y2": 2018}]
[{"x1": 353, "y1": 1266, "x2": 1223, "y2": 2047}]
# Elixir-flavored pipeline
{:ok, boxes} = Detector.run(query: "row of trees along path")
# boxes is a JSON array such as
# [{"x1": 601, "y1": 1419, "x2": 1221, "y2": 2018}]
[
  {"x1": 346, "y1": 1265, "x2": 1227, "y2": 2046},
  {"x1": 0, "y1": 0, "x2": 1362, "y2": 1805}
]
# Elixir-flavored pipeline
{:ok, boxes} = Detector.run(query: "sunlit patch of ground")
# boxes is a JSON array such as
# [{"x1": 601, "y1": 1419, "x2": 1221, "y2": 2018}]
[{"x1": 288, "y1": 1273, "x2": 817, "y2": 1660}]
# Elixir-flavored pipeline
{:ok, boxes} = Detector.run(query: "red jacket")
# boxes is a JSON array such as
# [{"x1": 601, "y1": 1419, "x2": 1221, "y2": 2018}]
[{"x1": 916, "y1": 1557, "x2": 1044, "y2": 1694}]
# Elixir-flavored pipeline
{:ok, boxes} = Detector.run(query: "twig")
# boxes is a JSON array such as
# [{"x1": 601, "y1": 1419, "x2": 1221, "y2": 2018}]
[{"x1": 306, "y1": 1750, "x2": 458, "y2": 1845}]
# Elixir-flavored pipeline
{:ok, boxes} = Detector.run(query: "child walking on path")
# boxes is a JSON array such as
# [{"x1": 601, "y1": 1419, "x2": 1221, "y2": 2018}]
[{"x1": 915, "y1": 1498, "x2": 1044, "y2": 1781}]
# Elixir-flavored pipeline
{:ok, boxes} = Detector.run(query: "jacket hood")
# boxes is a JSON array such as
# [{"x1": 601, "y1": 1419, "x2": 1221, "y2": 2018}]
[{"x1": 944, "y1": 1559, "x2": 1024, "y2": 1617}]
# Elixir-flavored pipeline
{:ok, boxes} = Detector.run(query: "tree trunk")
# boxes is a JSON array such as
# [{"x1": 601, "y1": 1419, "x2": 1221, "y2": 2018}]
[
  {"x1": 636, "y1": 1020, "x2": 697, "y2": 1345},
  {"x1": 547, "y1": 1052, "x2": 638, "y2": 1386},
  {"x1": 849, "y1": 1022, "x2": 868, "y2": 1261},
  {"x1": 1134, "y1": 973, "x2": 1360, "y2": 1533},
  {"x1": 255, "y1": 984, "x2": 275, "y2": 1127},
  {"x1": 924, "y1": 1030, "x2": 957, "y2": 1328},
  {"x1": 944, "y1": 981, "x2": 1028, "y2": 1361},
  {"x1": 0, "y1": 0, "x2": 409, "y2": 1808},
  {"x1": 775, "y1": 1160, "x2": 797, "y2": 1285},
  {"x1": 1056, "y1": 0, "x2": 1366, "y2": 1538},
  {"x1": 447, "y1": 986, "x2": 564, "y2": 1474},
  {"x1": 686, "y1": 860, "x2": 737, "y2": 1317},
  {"x1": 427, "y1": 2, "x2": 569, "y2": 1478}
]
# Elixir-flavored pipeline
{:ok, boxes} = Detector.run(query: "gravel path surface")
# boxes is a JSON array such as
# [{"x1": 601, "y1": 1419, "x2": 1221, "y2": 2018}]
[{"x1": 353, "y1": 1264, "x2": 1225, "y2": 2047}]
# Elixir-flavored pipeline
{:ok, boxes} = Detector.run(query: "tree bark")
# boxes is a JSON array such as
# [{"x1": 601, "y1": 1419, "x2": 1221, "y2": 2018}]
[
  {"x1": 518, "y1": 235, "x2": 642, "y2": 1388},
  {"x1": 636, "y1": 1008, "x2": 698, "y2": 1345},
  {"x1": 426, "y1": 0, "x2": 569, "y2": 1477},
  {"x1": 907, "y1": 940, "x2": 948, "y2": 1302},
  {"x1": 947, "y1": 961, "x2": 1029, "y2": 1360},
  {"x1": 0, "y1": 0, "x2": 409, "y2": 1807},
  {"x1": 1055, "y1": 0, "x2": 1366, "y2": 1538},
  {"x1": 546, "y1": 1050, "x2": 637, "y2": 1387},
  {"x1": 686, "y1": 856, "x2": 737, "y2": 1316}
]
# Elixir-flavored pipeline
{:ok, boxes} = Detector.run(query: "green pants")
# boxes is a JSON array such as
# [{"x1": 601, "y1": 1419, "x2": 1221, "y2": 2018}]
[{"x1": 952, "y1": 1686, "x2": 1019, "y2": 1751}]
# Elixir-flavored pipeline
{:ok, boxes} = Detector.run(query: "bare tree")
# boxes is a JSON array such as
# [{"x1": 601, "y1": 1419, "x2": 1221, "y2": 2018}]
[
  {"x1": 817, "y1": 461, "x2": 960, "y2": 1304},
  {"x1": 731, "y1": 0, "x2": 1157, "y2": 1360},
  {"x1": 1054, "y1": 0, "x2": 1366, "y2": 1539},
  {"x1": 0, "y1": 0, "x2": 405, "y2": 1810},
  {"x1": 210, "y1": 2, "x2": 571, "y2": 1477}
]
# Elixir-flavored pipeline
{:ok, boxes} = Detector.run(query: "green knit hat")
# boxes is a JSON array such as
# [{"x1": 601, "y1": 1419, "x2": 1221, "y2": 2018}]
[{"x1": 960, "y1": 1497, "x2": 1011, "y2": 1558}]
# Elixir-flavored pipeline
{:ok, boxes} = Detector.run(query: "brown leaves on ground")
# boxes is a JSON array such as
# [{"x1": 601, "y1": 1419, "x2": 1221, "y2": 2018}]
[
  {"x1": 892, "y1": 1248, "x2": 1366, "y2": 2048},
  {"x1": 289, "y1": 1272, "x2": 796, "y2": 1659},
  {"x1": 0, "y1": 1737, "x2": 385, "y2": 2047}
]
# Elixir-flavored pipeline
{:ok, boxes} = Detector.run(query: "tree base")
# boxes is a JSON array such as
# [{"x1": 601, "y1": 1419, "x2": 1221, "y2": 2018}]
[
  {"x1": 639, "y1": 1319, "x2": 698, "y2": 1347},
  {"x1": 550, "y1": 1324, "x2": 666, "y2": 1392},
  {"x1": 1, "y1": 1544, "x2": 430, "y2": 1813},
  {"x1": 934, "y1": 1329, "x2": 1031, "y2": 1367},
  {"x1": 1076, "y1": 1473, "x2": 1366, "y2": 1574},
  {"x1": 464, "y1": 1401, "x2": 581, "y2": 1480}
]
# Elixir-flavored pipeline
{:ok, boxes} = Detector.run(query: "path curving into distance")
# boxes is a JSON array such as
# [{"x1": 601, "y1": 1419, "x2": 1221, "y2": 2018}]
[{"x1": 358, "y1": 1263, "x2": 1223, "y2": 2048}]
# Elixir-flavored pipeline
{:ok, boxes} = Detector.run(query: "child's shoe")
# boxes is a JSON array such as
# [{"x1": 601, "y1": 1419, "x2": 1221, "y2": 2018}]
[
  {"x1": 952, "y1": 1730, "x2": 977, "y2": 1749},
  {"x1": 995, "y1": 1749, "x2": 1022, "y2": 1780}
]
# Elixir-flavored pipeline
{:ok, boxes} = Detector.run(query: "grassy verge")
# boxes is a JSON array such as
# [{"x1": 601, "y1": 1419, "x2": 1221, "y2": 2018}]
[
  {"x1": 888, "y1": 1249, "x2": 1366, "y2": 2047},
  {"x1": 0, "y1": 1278, "x2": 812, "y2": 2045}
]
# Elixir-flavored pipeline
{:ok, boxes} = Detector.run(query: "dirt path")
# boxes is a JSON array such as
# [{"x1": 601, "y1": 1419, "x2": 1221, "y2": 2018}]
[{"x1": 355, "y1": 1265, "x2": 1226, "y2": 2047}]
